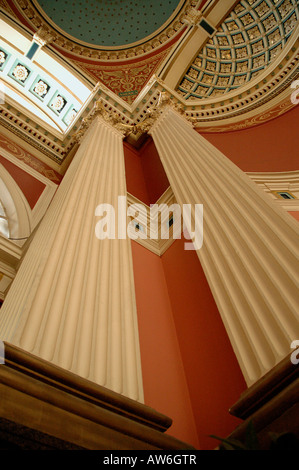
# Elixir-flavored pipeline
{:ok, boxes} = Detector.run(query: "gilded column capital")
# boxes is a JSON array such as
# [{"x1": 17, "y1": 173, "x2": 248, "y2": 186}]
[
  {"x1": 142, "y1": 91, "x2": 195, "y2": 135},
  {"x1": 33, "y1": 25, "x2": 57, "y2": 46},
  {"x1": 74, "y1": 90, "x2": 194, "y2": 144},
  {"x1": 131, "y1": 88, "x2": 196, "y2": 137},
  {"x1": 182, "y1": 7, "x2": 202, "y2": 26},
  {"x1": 73, "y1": 99, "x2": 133, "y2": 143}
]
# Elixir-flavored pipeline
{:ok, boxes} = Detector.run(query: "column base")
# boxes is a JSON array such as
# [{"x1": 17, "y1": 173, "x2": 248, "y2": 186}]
[
  {"x1": 226, "y1": 354, "x2": 299, "y2": 450},
  {"x1": 0, "y1": 342, "x2": 194, "y2": 450}
]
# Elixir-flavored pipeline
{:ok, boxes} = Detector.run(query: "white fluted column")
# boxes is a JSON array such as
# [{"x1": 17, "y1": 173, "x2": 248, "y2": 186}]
[
  {"x1": 0, "y1": 116, "x2": 144, "y2": 402},
  {"x1": 150, "y1": 106, "x2": 299, "y2": 386}
]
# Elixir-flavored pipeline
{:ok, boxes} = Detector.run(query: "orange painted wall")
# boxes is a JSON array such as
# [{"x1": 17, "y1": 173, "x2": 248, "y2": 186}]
[
  {"x1": 161, "y1": 237, "x2": 247, "y2": 450},
  {"x1": 123, "y1": 143, "x2": 150, "y2": 205},
  {"x1": 288, "y1": 211, "x2": 299, "y2": 222},
  {"x1": 125, "y1": 108, "x2": 297, "y2": 449},
  {"x1": 124, "y1": 138, "x2": 170, "y2": 204},
  {"x1": 131, "y1": 240, "x2": 200, "y2": 449},
  {"x1": 0, "y1": 155, "x2": 45, "y2": 208},
  {"x1": 126, "y1": 136, "x2": 247, "y2": 449},
  {"x1": 139, "y1": 139, "x2": 170, "y2": 204},
  {"x1": 201, "y1": 106, "x2": 299, "y2": 172}
]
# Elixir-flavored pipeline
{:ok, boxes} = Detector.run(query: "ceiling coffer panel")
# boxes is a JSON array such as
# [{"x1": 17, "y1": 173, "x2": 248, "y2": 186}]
[{"x1": 177, "y1": 0, "x2": 299, "y2": 100}]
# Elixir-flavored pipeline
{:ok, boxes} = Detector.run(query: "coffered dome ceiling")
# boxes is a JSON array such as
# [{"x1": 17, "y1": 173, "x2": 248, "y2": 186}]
[
  {"x1": 178, "y1": 0, "x2": 299, "y2": 100},
  {"x1": 1, "y1": 0, "x2": 297, "y2": 102}
]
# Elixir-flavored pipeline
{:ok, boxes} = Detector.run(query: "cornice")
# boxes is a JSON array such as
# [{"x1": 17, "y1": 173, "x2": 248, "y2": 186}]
[
  {"x1": 0, "y1": 105, "x2": 68, "y2": 164},
  {"x1": 127, "y1": 187, "x2": 179, "y2": 256},
  {"x1": 1, "y1": 53, "x2": 297, "y2": 169},
  {"x1": 71, "y1": 47, "x2": 298, "y2": 145},
  {"x1": 0, "y1": 20, "x2": 297, "y2": 167},
  {"x1": 62, "y1": 25, "x2": 299, "y2": 144}
]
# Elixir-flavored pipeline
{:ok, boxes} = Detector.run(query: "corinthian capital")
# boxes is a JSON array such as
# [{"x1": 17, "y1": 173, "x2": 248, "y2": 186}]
[
  {"x1": 134, "y1": 91, "x2": 191, "y2": 134},
  {"x1": 182, "y1": 7, "x2": 202, "y2": 26},
  {"x1": 73, "y1": 99, "x2": 135, "y2": 142},
  {"x1": 34, "y1": 25, "x2": 56, "y2": 46},
  {"x1": 73, "y1": 92, "x2": 193, "y2": 144}
]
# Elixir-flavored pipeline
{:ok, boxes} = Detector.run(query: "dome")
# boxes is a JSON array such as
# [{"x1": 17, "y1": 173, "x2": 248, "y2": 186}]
[{"x1": 35, "y1": 0, "x2": 183, "y2": 48}]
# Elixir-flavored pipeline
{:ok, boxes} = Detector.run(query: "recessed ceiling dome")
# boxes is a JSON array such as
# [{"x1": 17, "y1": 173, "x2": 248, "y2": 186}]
[{"x1": 36, "y1": 0, "x2": 182, "y2": 47}]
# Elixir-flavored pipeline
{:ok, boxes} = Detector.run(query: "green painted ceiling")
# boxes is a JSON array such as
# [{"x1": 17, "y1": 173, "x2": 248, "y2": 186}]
[{"x1": 36, "y1": 0, "x2": 182, "y2": 47}]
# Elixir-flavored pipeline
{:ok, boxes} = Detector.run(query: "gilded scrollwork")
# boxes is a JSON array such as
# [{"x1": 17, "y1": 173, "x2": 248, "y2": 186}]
[
  {"x1": 182, "y1": 7, "x2": 202, "y2": 26},
  {"x1": 33, "y1": 26, "x2": 57, "y2": 46},
  {"x1": 74, "y1": 90, "x2": 191, "y2": 144},
  {"x1": 73, "y1": 99, "x2": 133, "y2": 142}
]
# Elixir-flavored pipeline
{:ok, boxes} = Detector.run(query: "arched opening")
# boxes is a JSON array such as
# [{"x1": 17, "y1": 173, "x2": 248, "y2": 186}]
[
  {"x1": 0, "y1": 163, "x2": 32, "y2": 242},
  {"x1": 0, "y1": 200, "x2": 9, "y2": 238}
]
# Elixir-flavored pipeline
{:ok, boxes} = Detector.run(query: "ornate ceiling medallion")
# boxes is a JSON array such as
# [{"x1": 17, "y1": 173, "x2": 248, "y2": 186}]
[
  {"x1": 0, "y1": 51, "x2": 7, "y2": 65},
  {"x1": 33, "y1": 79, "x2": 49, "y2": 98},
  {"x1": 12, "y1": 64, "x2": 30, "y2": 83}
]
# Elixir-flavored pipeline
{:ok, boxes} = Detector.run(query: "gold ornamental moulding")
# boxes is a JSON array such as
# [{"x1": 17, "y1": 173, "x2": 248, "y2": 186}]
[
  {"x1": 1, "y1": 43, "x2": 298, "y2": 168},
  {"x1": 0, "y1": 18, "x2": 298, "y2": 168},
  {"x1": 73, "y1": 38, "x2": 299, "y2": 144},
  {"x1": 73, "y1": 90, "x2": 189, "y2": 143},
  {"x1": 12, "y1": 0, "x2": 199, "y2": 60}
]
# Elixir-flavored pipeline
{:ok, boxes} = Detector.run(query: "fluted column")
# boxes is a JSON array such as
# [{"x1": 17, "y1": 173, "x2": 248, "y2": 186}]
[
  {"x1": 149, "y1": 106, "x2": 299, "y2": 386},
  {"x1": 0, "y1": 115, "x2": 144, "y2": 402}
]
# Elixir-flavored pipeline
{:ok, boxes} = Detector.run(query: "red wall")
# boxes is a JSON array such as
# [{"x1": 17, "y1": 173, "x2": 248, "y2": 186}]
[
  {"x1": 288, "y1": 211, "x2": 299, "y2": 222},
  {"x1": 124, "y1": 139, "x2": 170, "y2": 205},
  {"x1": 131, "y1": 237, "x2": 246, "y2": 450},
  {"x1": 131, "y1": 241, "x2": 200, "y2": 449},
  {"x1": 201, "y1": 106, "x2": 299, "y2": 172},
  {"x1": 0, "y1": 155, "x2": 45, "y2": 208},
  {"x1": 139, "y1": 139, "x2": 170, "y2": 204},
  {"x1": 161, "y1": 238, "x2": 246, "y2": 449},
  {"x1": 124, "y1": 143, "x2": 150, "y2": 205}
]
